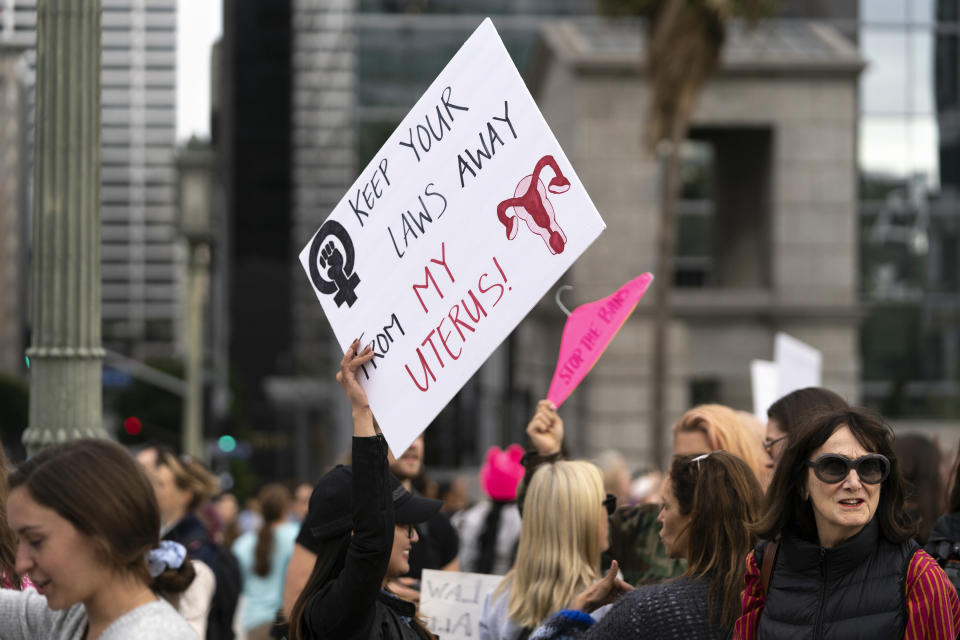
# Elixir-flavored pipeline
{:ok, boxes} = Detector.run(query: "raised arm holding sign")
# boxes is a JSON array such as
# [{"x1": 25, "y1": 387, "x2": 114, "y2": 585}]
[{"x1": 299, "y1": 18, "x2": 606, "y2": 455}]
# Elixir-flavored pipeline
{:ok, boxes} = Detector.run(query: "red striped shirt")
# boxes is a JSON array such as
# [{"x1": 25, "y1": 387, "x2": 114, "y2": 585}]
[{"x1": 734, "y1": 548, "x2": 960, "y2": 640}]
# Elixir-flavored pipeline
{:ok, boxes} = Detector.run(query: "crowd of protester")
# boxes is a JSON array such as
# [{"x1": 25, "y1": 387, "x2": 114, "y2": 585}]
[{"x1": 1, "y1": 342, "x2": 960, "y2": 639}]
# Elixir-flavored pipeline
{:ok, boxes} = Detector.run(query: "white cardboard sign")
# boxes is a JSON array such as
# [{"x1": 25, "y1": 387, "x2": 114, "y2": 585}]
[
  {"x1": 298, "y1": 18, "x2": 606, "y2": 455},
  {"x1": 750, "y1": 333, "x2": 823, "y2": 421},
  {"x1": 774, "y1": 332, "x2": 822, "y2": 398},
  {"x1": 751, "y1": 359, "x2": 779, "y2": 422},
  {"x1": 420, "y1": 569, "x2": 504, "y2": 640}
]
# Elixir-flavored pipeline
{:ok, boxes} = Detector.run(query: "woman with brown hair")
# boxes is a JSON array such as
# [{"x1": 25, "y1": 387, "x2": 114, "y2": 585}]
[
  {"x1": 736, "y1": 407, "x2": 960, "y2": 639},
  {"x1": 0, "y1": 439, "x2": 198, "y2": 638},
  {"x1": 232, "y1": 483, "x2": 298, "y2": 639},
  {"x1": 529, "y1": 451, "x2": 763, "y2": 640},
  {"x1": 893, "y1": 433, "x2": 944, "y2": 546}
]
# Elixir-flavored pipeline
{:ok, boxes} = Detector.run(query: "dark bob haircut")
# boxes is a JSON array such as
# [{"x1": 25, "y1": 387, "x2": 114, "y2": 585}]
[
  {"x1": 767, "y1": 386, "x2": 848, "y2": 435},
  {"x1": 755, "y1": 407, "x2": 915, "y2": 545}
]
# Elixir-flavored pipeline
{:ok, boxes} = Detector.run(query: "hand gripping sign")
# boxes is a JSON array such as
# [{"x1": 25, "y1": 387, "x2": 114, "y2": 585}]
[
  {"x1": 547, "y1": 274, "x2": 654, "y2": 408},
  {"x1": 299, "y1": 18, "x2": 606, "y2": 456}
]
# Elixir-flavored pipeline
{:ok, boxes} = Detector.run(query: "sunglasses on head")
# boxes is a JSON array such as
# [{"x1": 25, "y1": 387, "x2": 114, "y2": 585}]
[
  {"x1": 602, "y1": 493, "x2": 617, "y2": 516},
  {"x1": 806, "y1": 453, "x2": 890, "y2": 485}
]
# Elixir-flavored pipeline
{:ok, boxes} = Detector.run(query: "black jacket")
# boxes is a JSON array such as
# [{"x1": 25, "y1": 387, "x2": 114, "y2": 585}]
[
  {"x1": 925, "y1": 512, "x2": 960, "y2": 558},
  {"x1": 924, "y1": 512, "x2": 960, "y2": 595},
  {"x1": 757, "y1": 517, "x2": 918, "y2": 640},
  {"x1": 165, "y1": 513, "x2": 217, "y2": 568},
  {"x1": 164, "y1": 509, "x2": 242, "y2": 640},
  {"x1": 304, "y1": 435, "x2": 430, "y2": 640}
]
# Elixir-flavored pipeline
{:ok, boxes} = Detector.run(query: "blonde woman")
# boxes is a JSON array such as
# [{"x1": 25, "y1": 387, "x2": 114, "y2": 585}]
[
  {"x1": 479, "y1": 461, "x2": 626, "y2": 640},
  {"x1": 672, "y1": 404, "x2": 767, "y2": 486}
]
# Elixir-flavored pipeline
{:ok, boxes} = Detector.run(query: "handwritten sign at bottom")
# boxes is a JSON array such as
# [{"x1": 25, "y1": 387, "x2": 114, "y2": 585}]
[{"x1": 420, "y1": 569, "x2": 504, "y2": 639}]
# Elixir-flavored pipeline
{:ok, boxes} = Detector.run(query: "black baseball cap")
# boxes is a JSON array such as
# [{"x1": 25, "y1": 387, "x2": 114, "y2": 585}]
[{"x1": 304, "y1": 465, "x2": 441, "y2": 541}]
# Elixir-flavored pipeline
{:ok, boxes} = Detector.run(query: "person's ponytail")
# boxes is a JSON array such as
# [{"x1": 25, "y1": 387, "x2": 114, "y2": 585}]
[
  {"x1": 152, "y1": 560, "x2": 197, "y2": 606},
  {"x1": 254, "y1": 483, "x2": 291, "y2": 577},
  {"x1": 255, "y1": 524, "x2": 274, "y2": 577}
]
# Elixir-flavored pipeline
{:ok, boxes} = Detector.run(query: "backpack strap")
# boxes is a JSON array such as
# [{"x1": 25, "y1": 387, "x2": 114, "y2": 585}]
[{"x1": 760, "y1": 540, "x2": 779, "y2": 597}]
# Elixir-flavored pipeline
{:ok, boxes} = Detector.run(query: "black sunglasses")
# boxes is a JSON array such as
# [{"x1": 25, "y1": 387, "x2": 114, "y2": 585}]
[
  {"x1": 806, "y1": 453, "x2": 890, "y2": 485},
  {"x1": 602, "y1": 493, "x2": 617, "y2": 516}
]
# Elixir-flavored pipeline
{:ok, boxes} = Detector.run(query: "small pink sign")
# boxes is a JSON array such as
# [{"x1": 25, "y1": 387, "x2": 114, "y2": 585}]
[{"x1": 547, "y1": 273, "x2": 654, "y2": 408}]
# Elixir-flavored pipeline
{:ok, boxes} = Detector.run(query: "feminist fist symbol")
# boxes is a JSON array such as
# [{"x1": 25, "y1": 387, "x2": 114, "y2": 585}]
[
  {"x1": 307, "y1": 220, "x2": 361, "y2": 308},
  {"x1": 317, "y1": 241, "x2": 359, "y2": 307},
  {"x1": 318, "y1": 241, "x2": 343, "y2": 274},
  {"x1": 496, "y1": 155, "x2": 570, "y2": 254}
]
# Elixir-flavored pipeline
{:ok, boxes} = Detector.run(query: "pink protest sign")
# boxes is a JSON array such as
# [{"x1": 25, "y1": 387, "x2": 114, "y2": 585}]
[{"x1": 546, "y1": 274, "x2": 654, "y2": 408}]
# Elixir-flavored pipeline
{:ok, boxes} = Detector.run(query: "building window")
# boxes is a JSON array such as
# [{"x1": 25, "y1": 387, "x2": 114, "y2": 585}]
[{"x1": 675, "y1": 127, "x2": 773, "y2": 289}]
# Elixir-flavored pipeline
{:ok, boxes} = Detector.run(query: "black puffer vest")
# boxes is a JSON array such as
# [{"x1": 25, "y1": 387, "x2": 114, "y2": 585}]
[{"x1": 757, "y1": 517, "x2": 919, "y2": 640}]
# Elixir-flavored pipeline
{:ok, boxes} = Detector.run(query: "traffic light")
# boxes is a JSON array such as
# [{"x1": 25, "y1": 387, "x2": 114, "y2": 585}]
[
  {"x1": 123, "y1": 416, "x2": 142, "y2": 436},
  {"x1": 217, "y1": 435, "x2": 236, "y2": 453}
]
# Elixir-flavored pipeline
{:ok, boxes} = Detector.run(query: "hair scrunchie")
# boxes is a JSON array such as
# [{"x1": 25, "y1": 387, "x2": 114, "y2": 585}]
[{"x1": 146, "y1": 540, "x2": 187, "y2": 578}]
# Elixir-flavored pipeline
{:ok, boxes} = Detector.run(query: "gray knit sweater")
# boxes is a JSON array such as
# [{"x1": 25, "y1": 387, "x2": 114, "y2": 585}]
[
  {"x1": 0, "y1": 587, "x2": 199, "y2": 639},
  {"x1": 530, "y1": 577, "x2": 731, "y2": 640}
]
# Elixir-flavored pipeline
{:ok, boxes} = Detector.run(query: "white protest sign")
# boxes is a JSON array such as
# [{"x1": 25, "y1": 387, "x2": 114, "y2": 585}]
[
  {"x1": 774, "y1": 332, "x2": 822, "y2": 398},
  {"x1": 751, "y1": 359, "x2": 779, "y2": 422},
  {"x1": 420, "y1": 569, "x2": 504, "y2": 640},
  {"x1": 751, "y1": 333, "x2": 824, "y2": 420},
  {"x1": 299, "y1": 18, "x2": 606, "y2": 455}
]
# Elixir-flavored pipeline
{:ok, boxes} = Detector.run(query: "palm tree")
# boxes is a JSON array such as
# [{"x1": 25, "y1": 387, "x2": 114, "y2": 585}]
[{"x1": 598, "y1": 0, "x2": 775, "y2": 466}]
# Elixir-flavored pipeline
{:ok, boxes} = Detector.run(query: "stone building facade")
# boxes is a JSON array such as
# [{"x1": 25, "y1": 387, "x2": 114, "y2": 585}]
[{"x1": 524, "y1": 20, "x2": 864, "y2": 464}]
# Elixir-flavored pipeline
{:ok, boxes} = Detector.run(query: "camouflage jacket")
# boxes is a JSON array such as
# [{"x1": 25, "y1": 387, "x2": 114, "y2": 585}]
[
  {"x1": 518, "y1": 450, "x2": 686, "y2": 587},
  {"x1": 603, "y1": 503, "x2": 686, "y2": 586}
]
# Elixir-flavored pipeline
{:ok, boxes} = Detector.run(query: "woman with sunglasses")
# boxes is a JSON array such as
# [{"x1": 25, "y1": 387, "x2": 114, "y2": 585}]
[
  {"x1": 735, "y1": 407, "x2": 960, "y2": 640},
  {"x1": 479, "y1": 460, "x2": 622, "y2": 640}
]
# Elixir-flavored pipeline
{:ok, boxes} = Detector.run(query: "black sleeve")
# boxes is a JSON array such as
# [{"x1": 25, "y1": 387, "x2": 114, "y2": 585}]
[{"x1": 304, "y1": 434, "x2": 393, "y2": 638}]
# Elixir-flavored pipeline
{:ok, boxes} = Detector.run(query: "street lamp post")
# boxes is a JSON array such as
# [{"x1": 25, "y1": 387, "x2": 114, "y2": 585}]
[
  {"x1": 22, "y1": 0, "x2": 108, "y2": 454},
  {"x1": 176, "y1": 138, "x2": 214, "y2": 460}
]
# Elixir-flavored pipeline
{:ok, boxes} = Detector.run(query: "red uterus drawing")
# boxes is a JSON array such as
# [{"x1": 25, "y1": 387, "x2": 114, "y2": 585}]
[{"x1": 496, "y1": 155, "x2": 570, "y2": 254}]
